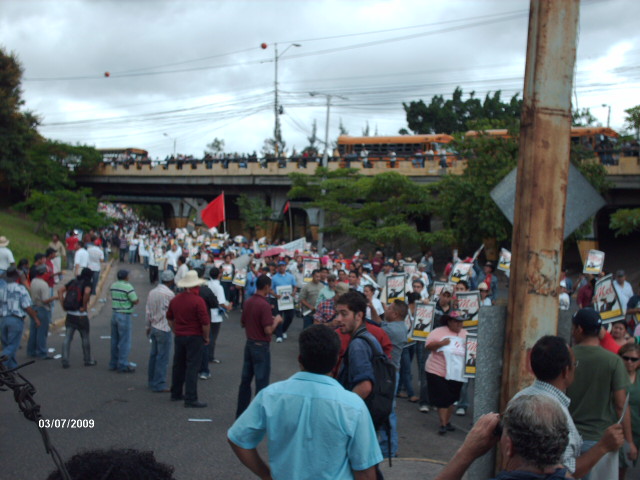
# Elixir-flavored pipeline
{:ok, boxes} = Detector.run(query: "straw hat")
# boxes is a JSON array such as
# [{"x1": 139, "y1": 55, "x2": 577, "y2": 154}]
[
  {"x1": 177, "y1": 270, "x2": 206, "y2": 289},
  {"x1": 0, "y1": 236, "x2": 9, "y2": 247}
]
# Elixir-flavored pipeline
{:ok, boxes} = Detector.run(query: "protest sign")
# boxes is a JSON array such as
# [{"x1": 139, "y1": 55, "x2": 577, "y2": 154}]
[
  {"x1": 464, "y1": 333, "x2": 478, "y2": 378},
  {"x1": 303, "y1": 258, "x2": 320, "y2": 283},
  {"x1": 449, "y1": 262, "x2": 473, "y2": 284},
  {"x1": 593, "y1": 274, "x2": 624, "y2": 323},
  {"x1": 276, "y1": 285, "x2": 294, "y2": 311},
  {"x1": 411, "y1": 302, "x2": 435, "y2": 341},
  {"x1": 404, "y1": 263, "x2": 417, "y2": 276},
  {"x1": 583, "y1": 250, "x2": 605, "y2": 275},
  {"x1": 498, "y1": 248, "x2": 511, "y2": 272},
  {"x1": 220, "y1": 263, "x2": 234, "y2": 281},
  {"x1": 281, "y1": 237, "x2": 306, "y2": 253},
  {"x1": 457, "y1": 291, "x2": 481, "y2": 329},
  {"x1": 386, "y1": 274, "x2": 406, "y2": 303},
  {"x1": 232, "y1": 268, "x2": 247, "y2": 287},
  {"x1": 432, "y1": 281, "x2": 448, "y2": 298}
]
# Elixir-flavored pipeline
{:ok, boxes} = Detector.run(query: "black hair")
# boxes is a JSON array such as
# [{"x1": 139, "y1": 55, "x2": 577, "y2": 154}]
[
  {"x1": 256, "y1": 274, "x2": 272, "y2": 290},
  {"x1": 209, "y1": 267, "x2": 220, "y2": 280},
  {"x1": 178, "y1": 256, "x2": 187, "y2": 265},
  {"x1": 391, "y1": 299, "x2": 408, "y2": 319},
  {"x1": 412, "y1": 279, "x2": 424, "y2": 287},
  {"x1": 457, "y1": 280, "x2": 469, "y2": 290},
  {"x1": 311, "y1": 269, "x2": 320, "y2": 276},
  {"x1": 195, "y1": 267, "x2": 205, "y2": 278},
  {"x1": 335, "y1": 290, "x2": 367, "y2": 315},
  {"x1": 299, "y1": 325, "x2": 341, "y2": 374},
  {"x1": 46, "y1": 448, "x2": 175, "y2": 480},
  {"x1": 407, "y1": 292, "x2": 421, "y2": 305},
  {"x1": 530, "y1": 336, "x2": 572, "y2": 382}
]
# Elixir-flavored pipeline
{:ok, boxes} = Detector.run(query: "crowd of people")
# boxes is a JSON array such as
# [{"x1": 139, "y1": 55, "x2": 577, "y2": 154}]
[{"x1": 2, "y1": 220, "x2": 640, "y2": 479}]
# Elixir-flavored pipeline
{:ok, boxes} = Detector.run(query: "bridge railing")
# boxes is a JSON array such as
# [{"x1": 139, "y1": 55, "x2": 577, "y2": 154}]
[{"x1": 90, "y1": 154, "x2": 639, "y2": 178}]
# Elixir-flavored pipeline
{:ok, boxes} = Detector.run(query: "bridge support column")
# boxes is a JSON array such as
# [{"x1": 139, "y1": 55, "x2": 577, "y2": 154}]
[
  {"x1": 166, "y1": 199, "x2": 198, "y2": 230},
  {"x1": 304, "y1": 208, "x2": 321, "y2": 242}
]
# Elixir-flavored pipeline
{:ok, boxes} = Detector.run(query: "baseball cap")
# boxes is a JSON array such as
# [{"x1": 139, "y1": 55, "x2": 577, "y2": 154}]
[
  {"x1": 441, "y1": 285, "x2": 454, "y2": 295},
  {"x1": 117, "y1": 269, "x2": 129, "y2": 280},
  {"x1": 160, "y1": 270, "x2": 175, "y2": 282},
  {"x1": 616, "y1": 270, "x2": 625, "y2": 277},
  {"x1": 559, "y1": 279, "x2": 567, "y2": 288},
  {"x1": 572, "y1": 308, "x2": 602, "y2": 332},
  {"x1": 277, "y1": 260, "x2": 287, "y2": 266},
  {"x1": 478, "y1": 282, "x2": 489, "y2": 291},
  {"x1": 442, "y1": 310, "x2": 467, "y2": 322}
]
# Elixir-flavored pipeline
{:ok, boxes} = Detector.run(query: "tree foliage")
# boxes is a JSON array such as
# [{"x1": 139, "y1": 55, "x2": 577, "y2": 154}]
[
  {"x1": 17, "y1": 188, "x2": 110, "y2": 234},
  {"x1": 610, "y1": 208, "x2": 640, "y2": 237},
  {"x1": 625, "y1": 105, "x2": 640, "y2": 138},
  {"x1": 204, "y1": 137, "x2": 225, "y2": 155},
  {"x1": 236, "y1": 194, "x2": 273, "y2": 237},
  {"x1": 402, "y1": 87, "x2": 522, "y2": 134},
  {"x1": 289, "y1": 169, "x2": 451, "y2": 250},
  {"x1": 431, "y1": 135, "x2": 519, "y2": 250},
  {"x1": 572, "y1": 108, "x2": 597, "y2": 127},
  {"x1": 0, "y1": 48, "x2": 42, "y2": 197}
]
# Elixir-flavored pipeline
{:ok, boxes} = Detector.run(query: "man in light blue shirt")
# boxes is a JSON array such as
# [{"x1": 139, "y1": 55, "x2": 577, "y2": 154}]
[
  {"x1": 270, "y1": 260, "x2": 297, "y2": 342},
  {"x1": 227, "y1": 324, "x2": 382, "y2": 480}
]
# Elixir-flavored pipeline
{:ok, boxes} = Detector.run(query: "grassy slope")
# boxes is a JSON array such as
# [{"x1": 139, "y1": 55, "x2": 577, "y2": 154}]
[{"x1": 0, "y1": 210, "x2": 51, "y2": 264}]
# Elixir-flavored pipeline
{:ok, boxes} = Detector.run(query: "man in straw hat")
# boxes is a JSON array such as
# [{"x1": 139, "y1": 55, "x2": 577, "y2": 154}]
[{"x1": 167, "y1": 270, "x2": 210, "y2": 408}]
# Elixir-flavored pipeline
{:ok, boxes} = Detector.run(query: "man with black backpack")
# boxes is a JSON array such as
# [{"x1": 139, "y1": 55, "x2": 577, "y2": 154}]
[
  {"x1": 58, "y1": 267, "x2": 96, "y2": 369},
  {"x1": 336, "y1": 291, "x2": 396, "y2": 477}
]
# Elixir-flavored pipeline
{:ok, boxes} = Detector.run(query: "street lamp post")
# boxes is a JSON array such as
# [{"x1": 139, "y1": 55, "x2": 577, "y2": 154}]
[
  {"x1": 163, "y1": 133, "x2": 176, "y2": 157},
  {"x1": 602, "y1": 104, "x2": 611, "y2": 128},
  {"x1": 272, "y1": 43, "x2": 300, "y2": 157},
  {"x1": 309, "y1": 92, "x2": 347, "y2": 252}
]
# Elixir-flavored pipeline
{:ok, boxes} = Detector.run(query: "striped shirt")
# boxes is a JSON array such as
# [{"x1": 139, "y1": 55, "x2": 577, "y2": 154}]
[
  {"x1": 145, "y1": 283, "x2": 175, "y2": 332},
  {"x1": 110, "y1": 280, "x2": 138, "y2": 314},
  {"x1": 513, "y1": 380, "x2": 582, "y2": 473}
]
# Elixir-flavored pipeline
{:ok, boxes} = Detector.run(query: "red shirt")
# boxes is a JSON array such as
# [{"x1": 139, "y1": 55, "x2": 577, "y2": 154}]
[
  {"x1": 167, "y1": 291, "x2": 209, "y2": 336},
  {"x1": 333, "y1": 321, "x2": 393, "y2": 377},
  {"x1": 241, "y1": 293, "x2": 274, "y2": 342},
  {"x1": 66, "y1": 236, "x2": 78, "y2": 251}
]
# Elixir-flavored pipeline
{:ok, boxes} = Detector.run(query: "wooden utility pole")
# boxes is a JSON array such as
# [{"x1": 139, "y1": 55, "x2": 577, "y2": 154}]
[{"x1": 500, "y1": 0, "x2": 580, "y2": 406}]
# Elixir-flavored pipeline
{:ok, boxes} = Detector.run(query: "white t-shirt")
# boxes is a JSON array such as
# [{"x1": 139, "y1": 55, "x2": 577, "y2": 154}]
[
  {"x1": 0, "y1": 247, "x2": 15, "y2": 270},
  {"x1": 365, "y1": 297, "x2": 385, "y2": 320},
  {"x1": 87, "y1": 245, "x2": 104, "y2": 272},
  {"x1": 206, "y1": 279, "x2": 228, "y2": 323},
  {"x1": 166, "y1": 247, "x2": 182, "y2": 268},
  {"x1": 614, "y1": 281, "x2": 634, "y2": 314},
  {"x1": 74, "y1": 248, "x2": 89, "y2": 273}
]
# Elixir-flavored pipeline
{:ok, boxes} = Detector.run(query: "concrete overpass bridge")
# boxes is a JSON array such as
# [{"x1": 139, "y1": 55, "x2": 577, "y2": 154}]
[{"x1": 77, "y1": 156, "x2": 640, "y2": 241}]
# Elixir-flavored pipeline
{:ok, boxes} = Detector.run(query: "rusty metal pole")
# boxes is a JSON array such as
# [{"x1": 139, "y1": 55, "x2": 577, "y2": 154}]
[{"x1": 500, "y1": 0, "x2": 580, "y2": 407}]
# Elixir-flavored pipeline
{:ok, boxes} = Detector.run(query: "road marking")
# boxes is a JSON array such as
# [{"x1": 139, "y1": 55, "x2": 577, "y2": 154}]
[{"x1": 188, "y1": 419, "x2": 212, "y2": 422}]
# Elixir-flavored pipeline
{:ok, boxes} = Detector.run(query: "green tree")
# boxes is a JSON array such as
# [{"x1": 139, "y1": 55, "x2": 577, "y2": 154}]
[
  {"x1": 0, "y1": 48, "x2": 41, "y2": 198},
  {"x1": 289, "y1": 168, "x2": 451, "y2": 251},
  {"x1": 610, "y1": 208, "x2": 640, "y2": 237},
  {"x1": 572, "y1": 108, "x2": 597, "y2": 127},
  {"x1": 17, "y1": 188, "x2": 111, "y2": 234},
  {"x1": 625, "y1": 105, "x2": 640, "y2": 139},
  {"x1": 431, "y1": 135, "x2": 519, "y2": 250},
  {"x1": 402, "y1": 87, "x2": 522, "y2": 134},
  {"x1": 204, "y1": 137, "x2": 225, "y2": 156},
  {"x1": 303, "y1": 119, "x2": 318, "y2": 156},
  {"x1": 236, "y1": 194, "x2": 272, "y2": 237}
]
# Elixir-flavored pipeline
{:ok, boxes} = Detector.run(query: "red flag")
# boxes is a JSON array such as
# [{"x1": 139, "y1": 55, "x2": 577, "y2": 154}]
[
  {"x1": 283, "y1": 201, "x2": 290, "y2": 214},
  {"x1": 201, "y1": 193, "x2": 225, "y2": 228}
]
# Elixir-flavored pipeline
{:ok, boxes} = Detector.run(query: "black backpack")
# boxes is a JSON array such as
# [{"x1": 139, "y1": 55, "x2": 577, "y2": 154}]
[
  {"x1": 352, "y1": 331, "x2": 397, "y2": 431},
  {"x1": 62, "y1": 280, "x2": 83, "y2": 311}
]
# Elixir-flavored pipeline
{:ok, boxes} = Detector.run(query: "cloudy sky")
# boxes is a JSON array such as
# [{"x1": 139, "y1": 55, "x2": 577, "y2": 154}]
[{"x1": 2, "y1": 0, "x2": 639, "y2": 159}]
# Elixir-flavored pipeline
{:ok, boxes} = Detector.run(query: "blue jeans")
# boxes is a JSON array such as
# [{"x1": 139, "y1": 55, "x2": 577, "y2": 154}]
[
  {"x1": 91, "y1": 270, "x2": 100, "y2": 295},
  {"x1": 416, "y1": 343, "x2": 430, "y2": 406},
  {"x1": 1, "y1": 315, "x2": 25, "y2": 369},
  {"x1": 28, "y1": 307, "x2": 51, "y2": 358},
  {"x1": 199, "y1": 322, "x2": 222, "y2": 375},
  {"x1": 397, "y1": 344, "x2": 415, "y2": 397},
  {"x1": 379, "y1": 372, "x2": 399, "y2": 458},
  {"x1": 302, "y1": 313, "x2": 314, "y2": 330},
  {"x1": 128, "y1": 249, "x2": 136, "y2": 264},
  {"x1": 236, "y1": 340, "x2": 271, "y2": 417},
  {"x1": 110, "y1": 312, "x2": 132, "y2": 371},
  {"x1": 148, "y1": 328, "x2": 172, "y2": 391},
  {"x1": 275, "y1": 309, "x2": 294, "y2": 338}
]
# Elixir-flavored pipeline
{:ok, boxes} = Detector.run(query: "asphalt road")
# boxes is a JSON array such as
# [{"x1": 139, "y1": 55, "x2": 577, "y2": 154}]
[{"x1": 1, "y1": 262, "x2": 471, "y2": 480}]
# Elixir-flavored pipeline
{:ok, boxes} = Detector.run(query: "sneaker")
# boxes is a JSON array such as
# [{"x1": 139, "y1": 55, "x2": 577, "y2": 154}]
[
  {"x1": 84, "y1": 360, "x2": 97, "y2": 367},
  {"x1": 438, "y1": 425, "x2": 447, "y2": 435},
  {"x1": 212, "y1": 359, "x2": 221, "y2": 364},
  {"x1": 282, "y1": 333, "x2": 288, "y2": 340},
  {"x1": 408, "y1": 396, "x2": 419, "y2": 403},
  {"x1": 276, "y1": 337, "x2": 283, "y2": 343},
  {"x1": 118, "y1": 366, "x2": 136, "y2": 373},
  {"x1": 199, "y1": 372, "x2": 211, "y2": 380},
  {"x1": 446, "y1": 423, "x2": 456, "y2": 432},
  {"x1": 419, "y1": 405, "x2": 430, "y2": 413},
  {"x1": 456, "y1": 407, "x2": 466, "y2": 416}
]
